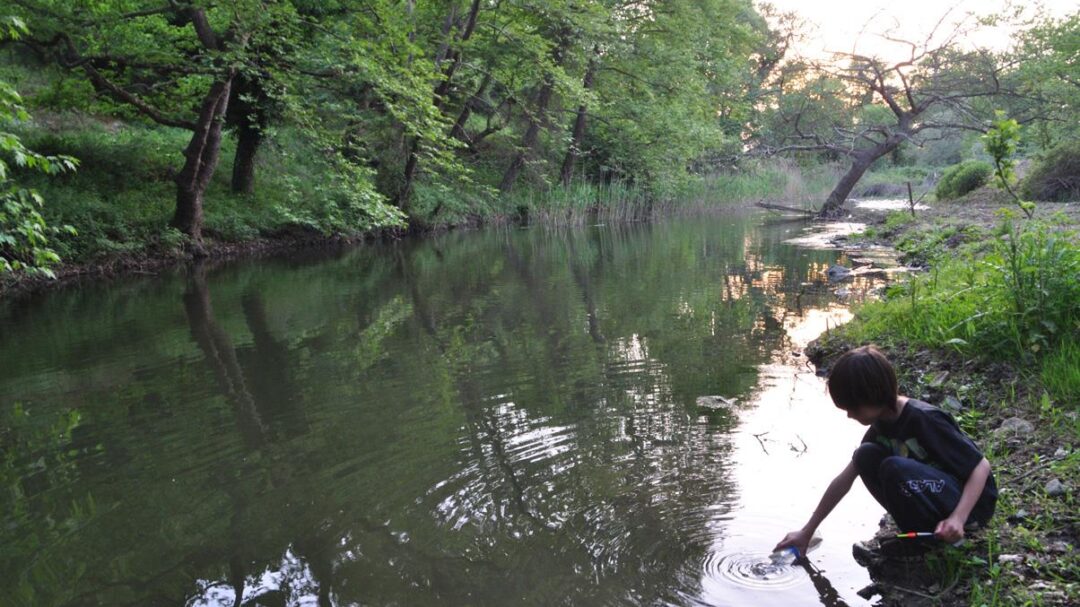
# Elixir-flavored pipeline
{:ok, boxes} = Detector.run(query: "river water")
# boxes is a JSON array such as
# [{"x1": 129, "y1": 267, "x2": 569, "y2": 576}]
[{"x1": 1, "y1": 212, "x2": 889, "y2": 606}]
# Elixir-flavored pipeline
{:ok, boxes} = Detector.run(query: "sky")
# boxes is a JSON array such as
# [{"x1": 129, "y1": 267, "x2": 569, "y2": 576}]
[{"x1": 760, "y1": 0, "x2": 1078, "y2": 62}]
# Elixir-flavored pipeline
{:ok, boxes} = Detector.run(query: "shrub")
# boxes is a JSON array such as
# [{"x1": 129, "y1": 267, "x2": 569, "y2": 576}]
[
  {"x1": 935, "y1": 160, "x2": 992, "y2": 200},
  {"x1": 1021, "y1": 141, "x2": 1080, "y2": 202}
]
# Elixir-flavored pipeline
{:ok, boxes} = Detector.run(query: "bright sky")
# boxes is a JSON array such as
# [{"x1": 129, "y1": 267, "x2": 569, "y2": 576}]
[{"x1": 761, "y1": 0, "x2": 1078, "y2": 62}]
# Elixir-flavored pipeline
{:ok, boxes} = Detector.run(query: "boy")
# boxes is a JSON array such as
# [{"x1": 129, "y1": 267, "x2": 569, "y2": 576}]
[{"x1": 775, "y1": 346, "x2": 997, "y2": 557}]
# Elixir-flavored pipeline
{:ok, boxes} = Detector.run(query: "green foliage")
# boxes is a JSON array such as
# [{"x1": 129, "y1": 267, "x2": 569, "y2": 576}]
[
  {"x1": 1041, "y1": 340, "x2": 1080, "y2": 407},
  {"x1": 982, "y1": 112, "x2": 1034, "y2": 217},
  {"x1": 1021, "y1": 140, "x2": 1080, "y2": 202},
  {"x1": 894, "y1": 224, "x2": 982, "y2": 266},
  {"x1": 1009, "y1": 15, "x2": 1080, "y2": 149},
  {"x1": 12, "y1": 119, "x2": 402, "y2": 261},
  {"x1": 0, "y1": 17, "x2": 77, "y2": 278},
  {"x1": 882, "y1": 211, "x2": 916, "y2": 234},
  {"x1": 850, "y1": 217, "x2": 1080, "y2": 399},
  {"x1": 934, "y1": 160, "x2": 992, "y2": 201}
]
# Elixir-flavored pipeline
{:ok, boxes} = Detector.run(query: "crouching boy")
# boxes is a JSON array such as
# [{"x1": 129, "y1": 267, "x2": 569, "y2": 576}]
[{"x1": 776, "y1": 346, "x2": 997, "y2": 556}]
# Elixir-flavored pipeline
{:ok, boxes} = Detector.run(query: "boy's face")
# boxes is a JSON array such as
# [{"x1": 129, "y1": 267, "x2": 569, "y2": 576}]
[{"x1": 845, "y1": 403, "x2": 887, "y2": 426}]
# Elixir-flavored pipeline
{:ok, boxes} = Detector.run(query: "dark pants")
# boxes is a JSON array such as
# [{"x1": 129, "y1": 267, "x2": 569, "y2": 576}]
[{"x1": 853, "y1": 442, "x2": 995, "y2": 532}]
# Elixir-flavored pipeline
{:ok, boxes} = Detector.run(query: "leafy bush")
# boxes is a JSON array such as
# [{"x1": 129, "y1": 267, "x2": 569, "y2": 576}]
[
  {"x1": 1, "y1": 17, "x2": 77, "y2": 278},
  {"x1": 935, "y1": 160, "x2": 992, "y2": 200},
  {"x1": 1022, "y1": 141, "x2": 1080, "y2": 202}
]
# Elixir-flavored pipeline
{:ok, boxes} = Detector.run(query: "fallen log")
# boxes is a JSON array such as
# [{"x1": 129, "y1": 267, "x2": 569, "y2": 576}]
[{"x1": 754, "y1": 201, "x2": 816, "y2": 215}]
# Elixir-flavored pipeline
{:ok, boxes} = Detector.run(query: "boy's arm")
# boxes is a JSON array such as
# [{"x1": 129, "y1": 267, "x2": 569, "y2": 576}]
[
  {"x1": 935, "y1": 457, "x2": 991, "y2": 543},
  {"x1": 775, "y1": 461, "x2": 858, "y2": 554}
]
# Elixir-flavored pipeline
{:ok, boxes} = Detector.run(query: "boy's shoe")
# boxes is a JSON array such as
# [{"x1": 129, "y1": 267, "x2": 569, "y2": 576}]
[{"x1": 853, "y1": 537, "x2": 935, "y2": 567}]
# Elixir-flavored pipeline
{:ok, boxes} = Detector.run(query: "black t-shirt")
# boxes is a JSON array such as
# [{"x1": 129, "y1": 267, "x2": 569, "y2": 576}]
[{"x1": 861, "y1": 398, "x2": 997, "y2": 495}]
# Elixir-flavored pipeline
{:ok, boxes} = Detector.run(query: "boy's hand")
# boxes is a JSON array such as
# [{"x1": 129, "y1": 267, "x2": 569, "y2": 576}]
[
  {"x1": 774, "y1": 529, "x2": 812, "y2": 556},
  {"x1": 934, "y1": 515, "x2": 965, "y2": 543}
]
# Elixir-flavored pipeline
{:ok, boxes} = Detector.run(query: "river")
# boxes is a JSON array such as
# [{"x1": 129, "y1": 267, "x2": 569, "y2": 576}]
[{"x1": 0, "y1": 211, "x2": 890, "y2": 606}]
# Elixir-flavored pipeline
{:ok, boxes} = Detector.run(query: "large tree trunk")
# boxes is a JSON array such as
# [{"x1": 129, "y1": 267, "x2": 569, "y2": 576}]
[
  {"x1": 819, "y1": 138, "x2": 903, "y2": 218},
  {"x1": 231, "y1": 123, "x2": 261, "y2": 194},
  {"x1": 226, "y1": 74, "x2": 267, "y2": 195},
  {"x1": 560, "y1": 51, "x2": 599, "y2": 186},
  {"x1": 172, "y1": 76, "x2": 234, "y2": 253}
]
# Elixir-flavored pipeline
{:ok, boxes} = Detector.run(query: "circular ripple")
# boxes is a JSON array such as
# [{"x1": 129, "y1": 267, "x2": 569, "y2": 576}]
[{"x1": 702, "y1": 550, "x2": 805, "y2": 590}]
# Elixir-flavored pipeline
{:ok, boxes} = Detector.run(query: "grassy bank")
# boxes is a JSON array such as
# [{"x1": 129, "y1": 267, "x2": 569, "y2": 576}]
[{"x1": 812, "y1": 204, "x2": 1079, "y2": 605}]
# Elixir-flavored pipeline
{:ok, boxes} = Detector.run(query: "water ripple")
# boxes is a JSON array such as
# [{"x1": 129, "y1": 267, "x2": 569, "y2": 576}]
[{"x1": 702, "y1": 549, "x2": 805, "y2": 591}]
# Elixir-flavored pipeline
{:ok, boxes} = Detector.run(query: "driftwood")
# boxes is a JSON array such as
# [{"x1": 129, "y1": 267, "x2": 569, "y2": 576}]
[{"x1": 754, "y1": 201, "x2": 816, "y2": 215}]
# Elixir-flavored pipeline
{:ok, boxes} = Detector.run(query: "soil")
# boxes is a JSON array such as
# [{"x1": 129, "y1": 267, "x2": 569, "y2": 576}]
[{"x1": 804, "y1": 188, "x2": 1079, "y2": 606}]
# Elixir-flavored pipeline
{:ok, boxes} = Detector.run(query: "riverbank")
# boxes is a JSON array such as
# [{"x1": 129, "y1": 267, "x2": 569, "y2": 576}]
[{"x1": 806, "y1": 188, "x2": 1079, "y2": 606}]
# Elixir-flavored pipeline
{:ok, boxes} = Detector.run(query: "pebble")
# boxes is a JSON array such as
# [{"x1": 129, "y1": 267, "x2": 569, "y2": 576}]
[
  {"x1": 998, "y1": 554, "x2": 1024, "y2": 564},
  {"x1": 995, "y1": 417, "x2": 1034, "y2": 436},
  {"x1": 1054, "y1": 447, "x2": 1068, "y2": 459},
  {"x1": 1007, "y1": 509, "x2": 1030, "y2": 524},
  {"x1": 927, "y1": 371, "x2": 949, "y2": 388},
  {"x1": 826, "y1": 264, "x2": 852, "y2": 281},
  {"x1": 1045, "y1": 541, "x2": 1072, "y2": 554},
  {"x1": 1045, "y1": 479, "x2": 1067, "y2": 497},
  {"x1": 696, "y1": 395, "x2": 738, "y2": 409},
  {"x1": 941, "y1": 395, "x2": 963, "y2": 413}
]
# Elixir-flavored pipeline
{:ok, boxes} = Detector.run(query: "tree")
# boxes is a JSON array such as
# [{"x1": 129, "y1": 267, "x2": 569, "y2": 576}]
[
  {"x1": 567, "y1": 0, "x2": 762, "y2": 195},
  {"x1": 15, "y1": 1, "x2": 302, "y2": 252},
  {"x1": 396, "y1": 0, "x2": 482, "y2": 213},
  {"x1": 1007, "y1": 13, "x2": 1080, "y2": 148},
  {"x1": 758, "y1": 17, "x2": 1008, "y2": 217}
]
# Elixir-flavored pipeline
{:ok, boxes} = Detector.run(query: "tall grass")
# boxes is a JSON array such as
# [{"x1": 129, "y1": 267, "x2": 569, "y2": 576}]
[
  {"x1": 497, "y1": 159, "x2": 842, "y2": 226},
  {"x1": 848, "y1": 215, "x2": 1080, "y2": 404}
]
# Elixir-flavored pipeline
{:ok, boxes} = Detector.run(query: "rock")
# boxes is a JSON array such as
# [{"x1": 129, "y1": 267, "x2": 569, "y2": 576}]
[
  {"x1": 998, "y1": 554, "x2": 1024, "y2": 564},
  {"x1": 1046, "y1": 541, "x2": 1072, "y2": 554},
  {"x1": 852, "y1": 541, "x2": 884, "y2": 568},
  {"x1": 1054, "y1": 447, "x2": 1068, "y2": 459},
  {"x1": 1007, "y1": 509, "x2": 1030, "y2": 524},
  {"x1": 1045, "y1": 479, "x2": 1067, "y2": 497},
  {"x1": 994, "y1": 417, "x2": 1034, "y2": 437},
  {"x1": 856, "y1": 583, "x2": 882, "y2": 600},
  {"x1": 696, "y1": 395, "x2": 738, "y2": 410},
  {"x1": 827, "y1": 264, "x2": 853, "y2": 281},
  {"x1": 927, "y1": 371, "x2": 949, "y2": 388},
  {"x1": 941, "y1": 395, "x2": 963, "y2": 414}
]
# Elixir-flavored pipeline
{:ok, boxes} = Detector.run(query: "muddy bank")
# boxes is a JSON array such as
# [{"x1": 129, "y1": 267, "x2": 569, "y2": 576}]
[{"x1": 0, "y1": 221, "x2": 426, "y2": 300}]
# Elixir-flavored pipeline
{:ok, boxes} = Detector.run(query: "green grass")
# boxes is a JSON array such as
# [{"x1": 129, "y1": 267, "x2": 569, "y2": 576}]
[
  {"x1": 1042, "y1": 340, "x2": 1080, "y2": 407},
  {"x1": 846, "y1": 216, "x2": 1080, "y2": 406}
]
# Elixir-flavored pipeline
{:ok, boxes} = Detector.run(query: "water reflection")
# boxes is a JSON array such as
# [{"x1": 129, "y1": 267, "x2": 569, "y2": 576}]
[{"x1": 0, "y1": 214, "x2": 883, "y2": 606}]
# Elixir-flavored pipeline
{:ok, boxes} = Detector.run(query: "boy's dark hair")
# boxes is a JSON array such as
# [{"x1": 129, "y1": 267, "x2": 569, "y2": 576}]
[{"x1": 827, "y1": 345, "x2": 898, "y2": 411}]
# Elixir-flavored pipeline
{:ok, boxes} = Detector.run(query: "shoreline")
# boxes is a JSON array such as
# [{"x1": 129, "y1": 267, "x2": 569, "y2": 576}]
[
  {"x1": 1, "y1": 202, "x2": 771, "y2": 300},
  {"x1": 803, "y1": 189, "x2": 1078, "y2": 606}
]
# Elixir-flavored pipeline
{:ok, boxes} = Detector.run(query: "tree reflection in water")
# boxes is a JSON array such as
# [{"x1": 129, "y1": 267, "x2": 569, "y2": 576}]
[{"x1": 0, "y1": 215, "x2": 878, "y2": 606}]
